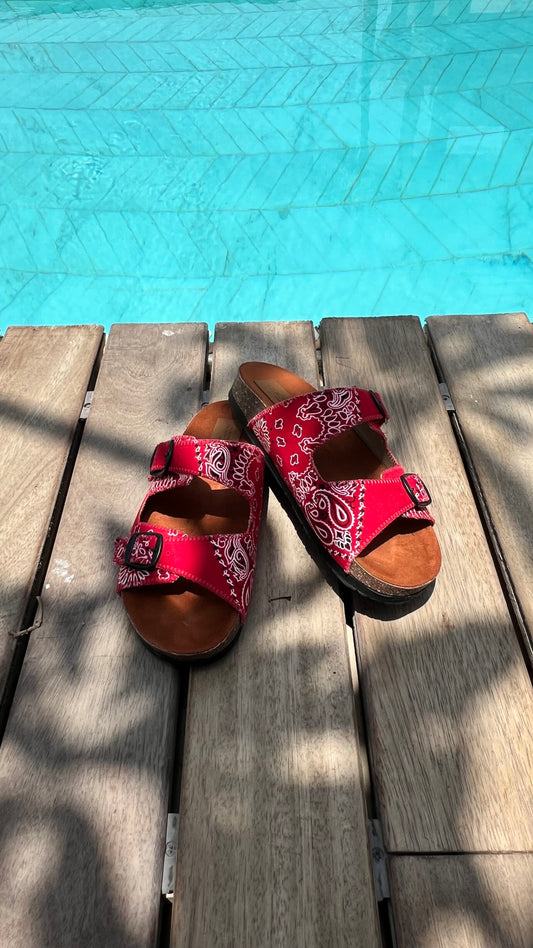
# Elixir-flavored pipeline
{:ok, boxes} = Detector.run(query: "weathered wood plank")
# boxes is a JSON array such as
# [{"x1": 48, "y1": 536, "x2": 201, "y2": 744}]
[
  {"x1": 171, "y1": 322, "x2": 380, "y2": 948},
  {"x1": 0, "y1": 323, "x2": 208, "y2": 948},
  {"x1": 426, "y1": 312, "x2": 533, "y2": 651},
  {"x1": 320, "y1": 316, "x2": 533, "y2": 853},
  {"x1": 389, "y1": 855, "x2": 533, "y2": 947},
  {"x1": 0, "y1": 325, "x2": 103, "y2": 695}
]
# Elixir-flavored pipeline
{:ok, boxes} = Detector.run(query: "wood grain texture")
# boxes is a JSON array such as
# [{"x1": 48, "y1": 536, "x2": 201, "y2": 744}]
[
  {"x1": 0, "y1": 323, "x2": 208, "y2": 948},
  {"x1": 0, "y1": 325, "x2": 102, "y2": 692},
  {"x1": 389, "y1": 855, "x2": 533, "y2": 947},
  {"x1": 171, "y1": 322, "x2": 380, "y2": 948},
  {"x1": 427, "y1": 313, "x2": 533, "y2": 645},
  {"x1": 320, "y1": 316, "x2": 533, "y2": 853}
]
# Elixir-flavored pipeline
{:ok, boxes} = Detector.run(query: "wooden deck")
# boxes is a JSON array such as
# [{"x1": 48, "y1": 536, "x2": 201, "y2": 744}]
[{"x1": 0, "y1": 314, "x2": 532, "y2": 948}]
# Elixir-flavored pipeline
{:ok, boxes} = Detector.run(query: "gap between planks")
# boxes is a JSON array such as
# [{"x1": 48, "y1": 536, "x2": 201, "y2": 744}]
[
  {"x1": 426, "y1": 316, "x2": 533, "y2": 671},
  {"x1": 321, "y1": 315, "x2": 533, "y2": 856},
  {"x1": 171, "y1": 321, "x2": 382, "y2": 948},
  {"x1": 0, "y1": 326, "x2": 104, "y2": 741},
  {"x1": 0, "y1": 323, "x2": 209, "y2": 948}
]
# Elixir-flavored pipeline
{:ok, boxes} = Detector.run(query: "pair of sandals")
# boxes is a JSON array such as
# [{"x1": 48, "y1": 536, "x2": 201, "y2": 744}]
[{"x1": 114, "y1": 363, "x2": 441, "y2": 662}]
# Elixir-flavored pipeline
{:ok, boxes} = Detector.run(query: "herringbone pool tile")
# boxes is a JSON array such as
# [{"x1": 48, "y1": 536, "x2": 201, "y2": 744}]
[
  {"x1": 463, "y1": 88, "x2": 533, "y2": 129},
  {"x1": 397, "y1": 140, "x2": 452, "y2": 197},
  {"x1": 493, "y1": 81, "x2": 533, "y2": 121},
  {"x1": 1, "y1": 0, "x2": 532, "y2": 330},
  {"x1": 458, "y1": 131, "x2": 507, "y2": 191},
  {"x1": 489, "y1": 129, "x2": 533, "y2": 186}
]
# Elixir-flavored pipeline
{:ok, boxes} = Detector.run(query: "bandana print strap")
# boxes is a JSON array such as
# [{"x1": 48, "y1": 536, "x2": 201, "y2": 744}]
[
  {"x1": 114, "y1": 523, "x2": 258, "y2": 619},
  {"x1": 249, "y1": 386, "x2": 388, "y2": 460},
  {"x1": 248, "y1": 387, "x2": 433, "y2": 572},
  {"x1": 294, "y1": 471, "x2": 434, "y2": 569},
  {"x1": 150, "y1": 435, "x2": 263, "y2": 501},
  {"x1": 286, "y1": 469, "x2": 431, "y2": 567},
  {"x1": 115, "y1": 435, "x2": 264, "y2": 617}
]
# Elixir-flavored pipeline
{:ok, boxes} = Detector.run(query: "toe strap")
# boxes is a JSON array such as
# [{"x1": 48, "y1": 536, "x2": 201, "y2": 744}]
[
  {"x1": 114, "y1": 523, "x2": 257, "y2": 619},
  {"x1": 350, "y1": 472, "x2": 433, "y2": 555},
  {"x1": 300, "y1": 471, "x2": 434, "y2": 570}
]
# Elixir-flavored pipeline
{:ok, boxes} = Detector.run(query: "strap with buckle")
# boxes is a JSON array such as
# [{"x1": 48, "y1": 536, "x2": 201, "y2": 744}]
[
  {"x1": 400, "y1": 473, "x2": 431, "y2": 509},
  {"x1": 114, "y1": 524, "x2": 257, "y2": 618},
  {"x1": 150, "y1": 441, "x2": 174, "y2": 477},
  {"x1": 348, "y1": 472, "x2": 434, "y2": 557},
  {"x1": 149, "y1": 437, "x2": 200, "y2": 478},
  {"x1": 123, "y1": 531, "x2": 163, "y2": 571}
]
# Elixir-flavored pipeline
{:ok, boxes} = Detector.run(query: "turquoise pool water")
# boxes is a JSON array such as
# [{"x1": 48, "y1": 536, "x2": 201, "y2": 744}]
[{"x1": 0, "y1": 0, "x2": 532, "y2": 332}]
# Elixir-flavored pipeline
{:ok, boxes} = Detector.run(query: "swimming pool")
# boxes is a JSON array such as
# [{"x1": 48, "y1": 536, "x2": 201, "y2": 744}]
[{"x1": 0, "y1": 0, "x2": 532, "y2": 332}]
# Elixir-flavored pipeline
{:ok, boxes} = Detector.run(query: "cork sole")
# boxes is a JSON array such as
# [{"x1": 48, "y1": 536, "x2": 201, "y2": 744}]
[{"x1": 229, "y1": 363, "x2": 441, "y2": 601}]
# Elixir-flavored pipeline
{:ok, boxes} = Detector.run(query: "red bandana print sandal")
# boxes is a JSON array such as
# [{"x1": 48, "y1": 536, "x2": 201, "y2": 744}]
[
  {"x1": 113, "y1": 401, "x2": 265, "y2": 661},
  {"x1": 229, "y1": 363, "x2": 441, "y2": 602}
]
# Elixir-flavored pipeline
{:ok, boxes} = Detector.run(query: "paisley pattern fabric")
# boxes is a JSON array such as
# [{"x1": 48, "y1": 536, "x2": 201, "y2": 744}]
[
  {"x1": 249, "y1": 386, "x2": 434, "y2": 571},
  {"x1": 114, "y1": 436, "x2": 264, "y2": 619}
]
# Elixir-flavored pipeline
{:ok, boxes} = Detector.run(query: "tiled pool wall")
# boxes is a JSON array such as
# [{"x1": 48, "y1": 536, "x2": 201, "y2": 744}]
[{"x1": 0, "y1": 0, "x2": 532, "y2": 332}]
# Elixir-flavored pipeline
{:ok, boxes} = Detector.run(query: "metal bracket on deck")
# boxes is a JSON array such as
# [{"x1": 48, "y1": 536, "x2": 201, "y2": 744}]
[
  {"x1": 9, "y1": 596, "x2": 43, "y2": 638},
  {"x1": 162, "y1": 813, "x2": 179, "y2": 902},
  {"x1": 79, "y1": 390, "x2": 94, "y2": 420},
  {"x1": 439, "y1": 382, "x2": 455, "y2": 412},
  {"x1": 368, "y1": 819, "x2": 390, "y2": 901}
]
